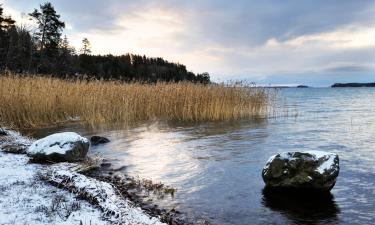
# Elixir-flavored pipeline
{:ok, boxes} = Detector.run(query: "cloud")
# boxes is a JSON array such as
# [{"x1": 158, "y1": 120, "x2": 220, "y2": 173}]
[
  {"x1": 324, "y1": 64, "x2": 375, "y2": 73},
  {"x1": 277, "y1": 25, "x2": 375, "y2": 49},
  {"x1": 2, "y1": 0, "x2": 375, "y2": 86}
]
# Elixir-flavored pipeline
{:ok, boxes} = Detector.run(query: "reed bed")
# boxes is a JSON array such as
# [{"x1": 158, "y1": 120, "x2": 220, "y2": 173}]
[{"x1": 0, "y1": 74, "x2": 272, "y2": 129}]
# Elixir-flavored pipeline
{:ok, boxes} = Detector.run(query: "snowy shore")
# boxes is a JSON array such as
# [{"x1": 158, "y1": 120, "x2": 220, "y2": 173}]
[{"x1": 0, "y1": 130, "x2": 166, "y2": 225}]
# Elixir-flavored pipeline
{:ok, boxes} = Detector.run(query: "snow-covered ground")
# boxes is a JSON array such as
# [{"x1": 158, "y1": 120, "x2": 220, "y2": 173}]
[
  {"x1": 0, "y1": 130, "x2": 166, "y2": 225},
  {"x1": 0, "y1": 151, "x2": 107, "y2": 225}
]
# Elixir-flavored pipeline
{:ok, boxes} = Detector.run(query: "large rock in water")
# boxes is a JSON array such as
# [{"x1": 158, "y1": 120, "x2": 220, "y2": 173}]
[
  {"x1": 262, "y1": 151, "x2": 339, "y2": 191},
  {"x1": 27, "y1": 132, "x2": 90, "y2": 163}
]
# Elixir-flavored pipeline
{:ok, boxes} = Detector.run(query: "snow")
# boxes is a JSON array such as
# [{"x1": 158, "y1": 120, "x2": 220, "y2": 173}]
[
  {"x1": 0, "y1": 130, "x2": 166, "y2": 225},
  {"x1": 305, "y1": 151, "x2": 337, "y2": 174},
  {"x1": 265, "y1": 150, "x2": 338, "y2": 175},
  {"x1": 0, "y1": 151, "x2": 107, "y2": 225},
  {"x1": 304, "y1": 150, "x2": 334, "y2": 159},
  {"x1": 43, "y1": 164, "x2": 166, "y2": 225},
  {"x1": 27, "y1": 132, "x2": 89, "y2": 155}
]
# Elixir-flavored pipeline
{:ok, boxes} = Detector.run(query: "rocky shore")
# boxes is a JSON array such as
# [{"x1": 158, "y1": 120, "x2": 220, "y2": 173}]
[{"x1": 0, "y1": 130, "x2": 169, "y2": 225}]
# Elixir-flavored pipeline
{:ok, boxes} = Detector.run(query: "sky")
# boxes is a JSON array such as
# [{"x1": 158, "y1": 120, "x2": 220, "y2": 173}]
[{"x1": 2, "y1": 0, "x2": 375, "y2": 86}]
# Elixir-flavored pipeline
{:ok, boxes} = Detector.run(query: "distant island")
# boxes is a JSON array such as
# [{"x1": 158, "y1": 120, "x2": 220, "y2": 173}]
[{"x1": 331, "y1": 83, "x2": 375, "y2": 88}]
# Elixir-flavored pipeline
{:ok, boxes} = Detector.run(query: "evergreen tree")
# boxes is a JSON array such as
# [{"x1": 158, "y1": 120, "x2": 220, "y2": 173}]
[
  {"x1": 80, "y1": 38, "x2": 91, "y2": 55},
  {"x1": 29, "y1": 2, "x2": 65, "y2": 54},
  {"x1": 29, "y1": 2, "x2": 65, "y2": 73},
  {"x1": 0, "y1": 4, "x2": 16, "y2": 71},
  {"x1": 0, "y1": 2, "x2": 210, "y2": 83}
]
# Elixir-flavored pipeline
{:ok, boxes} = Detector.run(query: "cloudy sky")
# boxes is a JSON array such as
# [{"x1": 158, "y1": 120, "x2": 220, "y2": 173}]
[{"x1": 3, "y1": 0, "x2": 375, "y2": 86}]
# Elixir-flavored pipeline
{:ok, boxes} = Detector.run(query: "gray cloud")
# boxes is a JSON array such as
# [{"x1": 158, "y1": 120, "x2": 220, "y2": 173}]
[
  {"x1": 325, "y1": 65, "x2": 374, "y2": 73},
  {"x1": 4, "y1": 0, "x2": 375, "y2": 86},
  {"x1": 7, "y1": 0, "x2": 375, "y2": 44}
]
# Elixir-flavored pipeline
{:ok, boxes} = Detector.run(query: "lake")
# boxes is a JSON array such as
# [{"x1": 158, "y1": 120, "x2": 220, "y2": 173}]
[{"x1": 29, "y1": 88, "x2": 375, "y2": 225}]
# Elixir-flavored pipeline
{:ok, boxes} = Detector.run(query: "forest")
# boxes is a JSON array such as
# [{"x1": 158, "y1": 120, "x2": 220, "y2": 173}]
[{"x1": 0, "y1": 2, "x2": 210, "y2": 83}]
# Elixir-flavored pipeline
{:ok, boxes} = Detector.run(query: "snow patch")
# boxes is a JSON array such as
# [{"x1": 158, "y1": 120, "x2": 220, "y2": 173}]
[
  {"x1": 304, "y1": 151, "x2": 337, "y2": 174},
  {"x1": 265, "y1": 150, "x2": 338, "y2": 175}
]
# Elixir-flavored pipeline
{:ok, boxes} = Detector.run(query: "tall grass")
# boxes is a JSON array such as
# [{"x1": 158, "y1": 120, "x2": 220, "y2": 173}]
[{"x1": 0, "y1": 74, "x2": 272, "y2": 129}]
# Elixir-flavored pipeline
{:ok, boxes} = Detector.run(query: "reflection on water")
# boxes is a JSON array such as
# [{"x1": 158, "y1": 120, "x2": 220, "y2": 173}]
[
  {"x1": 28, "y1": 88, "x2": 375, "y2": 225},
  {"x1": 262, "y1": 188, "x2": 339, "y2": 225}
]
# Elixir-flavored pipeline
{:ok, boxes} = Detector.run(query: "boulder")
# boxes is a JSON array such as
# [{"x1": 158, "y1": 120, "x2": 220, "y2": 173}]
[
  {"x1": 262, "y1": 151, "x2": 339, "y2": 191},
  {"x1": 27, "y1": 132, "x2": 90, "y2": 163},
  {"x1": 90, "y1": 136, "x2": 110, "y2": 145}
]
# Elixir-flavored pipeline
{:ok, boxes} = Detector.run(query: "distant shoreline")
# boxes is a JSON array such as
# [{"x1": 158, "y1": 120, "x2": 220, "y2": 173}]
[{"x1": 331, "y1": 83, "x2": 375, "y2": 88}]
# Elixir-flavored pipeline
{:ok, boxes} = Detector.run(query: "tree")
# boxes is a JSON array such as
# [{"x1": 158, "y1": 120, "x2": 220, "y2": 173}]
[
  {"x1": 0, "y1": 4, "x2": 16, "y2": 71},
  {"x1": 80, "y1": 38, "x2": 91, "y2": 55},
  {"x1": 57, "y1": 35, "x2": 77, "y2": 75},
  {"x1": 0, "y1": 4, "x2": 15, "y2": 31},
  {"x1": 0, "y1": 2, "x2": 210, "y2": 83},
  {"x1": 29, "y1": 2, "x2": 65, "y2": 53},
  {"x1": 196, "y1": 72, "x2": 210, "y2": 84}
]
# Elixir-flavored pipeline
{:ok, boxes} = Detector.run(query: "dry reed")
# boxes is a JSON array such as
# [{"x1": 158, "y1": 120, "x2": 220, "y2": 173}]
[{"x1": 0, "y1": 74, "x2": 271, "y2": 129}]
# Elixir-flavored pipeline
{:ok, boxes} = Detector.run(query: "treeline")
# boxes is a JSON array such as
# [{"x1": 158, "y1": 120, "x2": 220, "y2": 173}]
[{"x1": 0, "y1": 2, "x2": 210, "y2": 83}]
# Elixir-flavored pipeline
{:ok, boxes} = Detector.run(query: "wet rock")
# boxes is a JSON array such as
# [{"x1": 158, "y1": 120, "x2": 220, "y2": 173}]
[
  {"x1": 262, "y1": 151, "x2": 339, "y2": 191},
  {"x1": 90, "y1": 136, "x2": 110, "y2": 145},
  {"x1": 2, "y1": 144, "x2": 28, "y2": 154},
  {"x1": 27, "y1": 132, "x2": 90, "y2": 163}
]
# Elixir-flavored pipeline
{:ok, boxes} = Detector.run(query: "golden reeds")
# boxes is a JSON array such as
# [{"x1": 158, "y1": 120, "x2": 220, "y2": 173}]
[{"x1": 0, "y1": 74, "x2": 271, "y2": 129}]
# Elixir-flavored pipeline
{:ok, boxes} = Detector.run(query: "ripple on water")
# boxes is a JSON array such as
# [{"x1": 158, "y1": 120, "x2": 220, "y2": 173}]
[{"x1": 28, "y1": 88, "x2": 375, "y2": 225}]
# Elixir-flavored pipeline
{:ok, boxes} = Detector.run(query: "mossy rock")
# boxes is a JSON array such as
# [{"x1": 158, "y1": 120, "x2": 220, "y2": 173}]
[{"x1": 262, "y1": 151, "x2": 339, "y2": 191}]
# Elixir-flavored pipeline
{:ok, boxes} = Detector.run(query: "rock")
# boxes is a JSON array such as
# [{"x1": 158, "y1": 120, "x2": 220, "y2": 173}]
[
  {"x1": 0, "y1": 128, "x2": 7, "y2": 136},
  {"x1": 27, "y1": 132, "x2": 90, "y2": 163},
  {"x1": 262, "y1": 151, "x2": 339, "y2": 191},
  {"x1": 90, "y1": 136, "x2": 110, "y2": 145},
  {"x1": 2, "y1": 144, "x2": 28, "y2": 154}
]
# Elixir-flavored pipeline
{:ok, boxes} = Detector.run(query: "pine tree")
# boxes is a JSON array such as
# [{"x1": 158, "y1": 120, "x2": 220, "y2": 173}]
[
  {"x1": 29, "y1": 2, "x2": 65, "y2": 54},
  {"x1": 80, "y1": 38, "x2": 91, "y2": 55},
  {"x1": 0, "y1": 4, "x2": 16, "y2": 71}
]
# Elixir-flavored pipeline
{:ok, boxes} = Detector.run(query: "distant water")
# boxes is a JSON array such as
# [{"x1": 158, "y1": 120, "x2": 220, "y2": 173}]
[{"x1": 30, "y1": 88, "x2": 375, "y2": 225}]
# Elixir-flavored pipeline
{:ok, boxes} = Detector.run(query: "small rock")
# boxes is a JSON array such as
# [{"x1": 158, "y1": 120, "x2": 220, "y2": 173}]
[
  {"x1": 27, "y1": 132, "x2": 90, "y2": 163},
  {"x1": 2, "y1": 144, "x2": 28, "y2": 154},
  {"x1": 0, "y1": 128, "x2": 7, "y2": 136},
  {"x1": 90, "y1": 136, "x2": 110, "y2": 145},
  {"x1": 262, "y1": 151, "x2": 339, "y2": 191}
]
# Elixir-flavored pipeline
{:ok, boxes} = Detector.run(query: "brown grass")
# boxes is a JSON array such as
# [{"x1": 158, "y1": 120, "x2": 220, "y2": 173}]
[{"x1": 0, "y1": 74, "x2": 272, "y2": 129}]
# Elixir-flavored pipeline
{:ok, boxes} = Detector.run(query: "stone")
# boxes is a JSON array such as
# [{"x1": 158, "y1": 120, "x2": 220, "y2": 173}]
[
  {"x1": 27, "y1": 132, "x2": 90, "y2": 163},
  {"x1": 262, "y1": 151, "x2": 339, "y2": 191},
  {"x1": 90, "y1": 136, "x2": 110, "y2": 145},
  {"x1": 0, "y1": 128, "x2": 7, "y2": 136},
  {"x1": 2, "y1": 144, "x2": 28, "y2": 154}
]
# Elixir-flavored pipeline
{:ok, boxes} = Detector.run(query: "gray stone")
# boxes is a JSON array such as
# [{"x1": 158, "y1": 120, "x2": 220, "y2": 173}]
[
  {"x1": 27, "y1": 132, "x2": 90, "y2": 163},
  {"x1": 90, "y1": 136, "x2": 110, "y2": 145},
  {"x1": 262, "y1": 151, "x2": 339, "y2": 191},
  {"x1": 0, "y1": 128, "x2": 7, "y2": 136}
]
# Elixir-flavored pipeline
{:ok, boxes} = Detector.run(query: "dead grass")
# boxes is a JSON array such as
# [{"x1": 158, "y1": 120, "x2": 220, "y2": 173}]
[{"x1": 0, "y1": 74, "x2": 272, "y2": 129}]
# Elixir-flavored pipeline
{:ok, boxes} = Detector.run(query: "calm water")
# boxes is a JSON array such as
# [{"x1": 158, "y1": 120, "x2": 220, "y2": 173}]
[{"x1": 30, "y1": 88, "x2": 375, "y2": 225}]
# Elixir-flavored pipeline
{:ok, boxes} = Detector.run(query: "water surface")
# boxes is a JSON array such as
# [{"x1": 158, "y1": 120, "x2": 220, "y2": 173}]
[{"x1": 30, "y1": 88, "x2": 375, "y2": 225}]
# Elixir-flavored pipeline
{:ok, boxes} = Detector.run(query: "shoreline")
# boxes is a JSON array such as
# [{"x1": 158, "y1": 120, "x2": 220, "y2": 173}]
[
  {"x1": 83, "y1": 168, "x2": 197, "y2": 225},
  {"x1": 0, "y1": 129, "x2": 168, "y2": 225}
]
